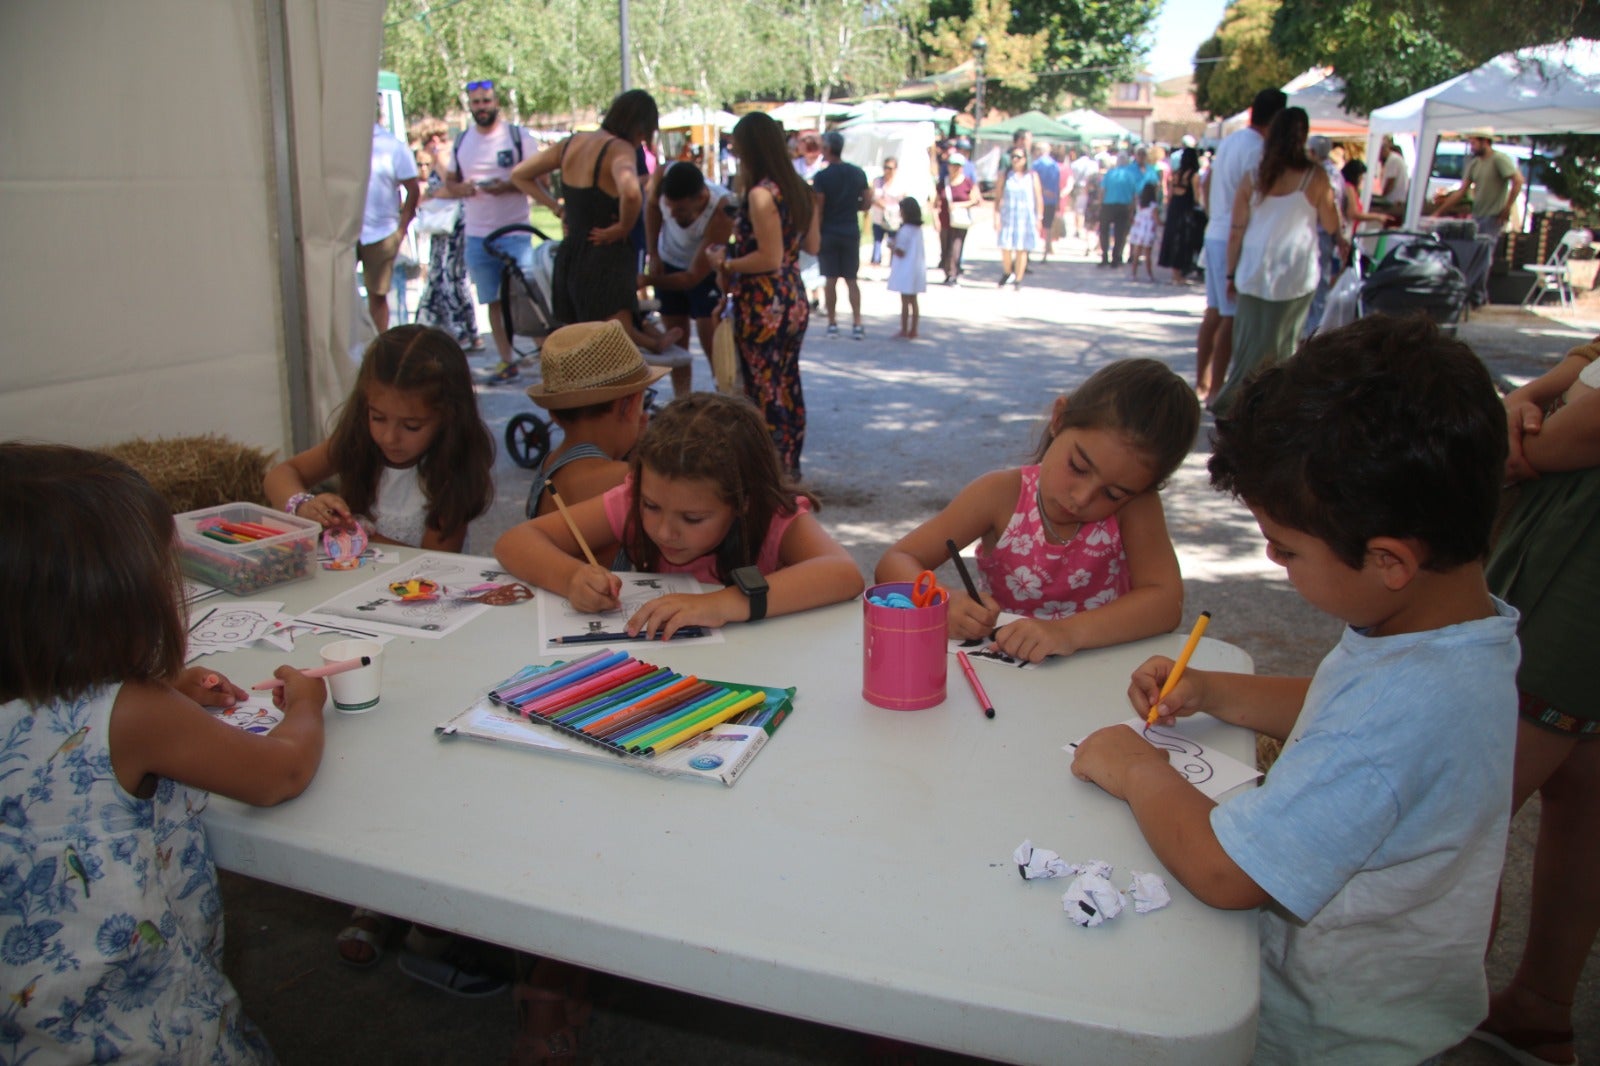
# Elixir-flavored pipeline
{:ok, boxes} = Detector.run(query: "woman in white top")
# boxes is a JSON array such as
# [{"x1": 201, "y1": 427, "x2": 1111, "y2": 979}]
[
  {"x1": 868, "y1": 157, "x2": 902, "y2": 266},
  {"x1": 1211, "y1": 107, "x2": 1346, "y2": 416}
]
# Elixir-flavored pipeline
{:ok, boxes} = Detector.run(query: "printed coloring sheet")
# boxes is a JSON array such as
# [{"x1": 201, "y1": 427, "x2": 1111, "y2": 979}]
[
  {"x1": 1066, "y1": 718, "x2": 1262, "y2": 800},
  {"x1": 949, "y1": 612, "x2": 1040, "y2": 670},
  {"x1": 296, "y1": 552, "x2": 514, "y2": 639},
  {"x1": 535, "y1": 572, "x2": 727, "y2": 652},
  {"x1": 206, "y1": 695, "x2": 284, "y2": 735}
]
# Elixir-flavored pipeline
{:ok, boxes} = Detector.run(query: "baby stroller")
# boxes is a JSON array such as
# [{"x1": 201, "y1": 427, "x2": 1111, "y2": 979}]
[
  {"x1": 484, "y1": 223, "x2": 558, "y2": 469},
  {"x1": 1355, "y1": 231, "x2": 1470, "y2": 333}
]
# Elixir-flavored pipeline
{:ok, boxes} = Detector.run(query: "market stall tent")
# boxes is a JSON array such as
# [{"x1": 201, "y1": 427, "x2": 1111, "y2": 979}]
[
  {"x1": 835, "y1": 120, "x2": 941, "y2": 204},
  {"x1": 1220, "y1": 68, "x2": 1368, "y2": 139},
  {"x1": 1058, "y1": 108, "x2": 1135, "y2": 143},
  {"x1": 1366, "y1": 38, "x2": 1600, "y2": 228},
  {"x1": 1, "y1": 0, "x2": 386, "y2": 453}
]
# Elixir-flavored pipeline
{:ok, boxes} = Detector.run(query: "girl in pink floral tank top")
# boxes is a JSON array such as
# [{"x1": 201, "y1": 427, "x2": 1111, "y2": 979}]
[
  {"x1": 976, "y1": 464, "x2": 1130, "y2": 615},
  {"x1": 875, "y1": 359, "x2": 1200, "y2": 663}
]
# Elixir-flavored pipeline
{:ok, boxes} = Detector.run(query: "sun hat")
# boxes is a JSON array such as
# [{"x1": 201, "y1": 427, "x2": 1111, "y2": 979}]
[{"x1": 525, "y1": 320, "x2": 669, "y2": 410}]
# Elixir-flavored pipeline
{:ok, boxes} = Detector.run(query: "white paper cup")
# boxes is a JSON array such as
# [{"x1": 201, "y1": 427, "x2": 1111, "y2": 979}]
[{"x1": 320, "y1": 639, "x2": 384, "y2": 713}]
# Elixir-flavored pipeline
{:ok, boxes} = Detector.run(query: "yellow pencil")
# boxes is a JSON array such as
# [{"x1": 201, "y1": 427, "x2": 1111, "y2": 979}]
[
  {"x1": 550, "y1": 490, "x2": 600, "y2": 568},
  {"x1": 1146, "y1": 611, "x2": 1211, "y2": 729}
]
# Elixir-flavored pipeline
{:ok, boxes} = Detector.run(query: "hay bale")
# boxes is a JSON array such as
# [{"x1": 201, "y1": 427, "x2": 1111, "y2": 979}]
[
  {"x1": 100, "y1": 435, "x2": 274, "y2": 514},
  {"x1": 1256, "y1": 734, "x2": 1282, "y2": 773}
]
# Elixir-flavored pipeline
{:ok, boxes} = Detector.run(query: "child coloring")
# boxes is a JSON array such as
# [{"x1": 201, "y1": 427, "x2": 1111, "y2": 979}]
[
  {"x1": 264, "y1": 324, "x2": 494, "y2": 551},
  {"x1": 0, "y1": 444, "x2": 326, "y2": 1062},
  {"x1": 1126, "y1": 184, "x2": 1158, "y2": 282},
  {"x1": 877, "y1": 358, "x2": 1197, "y2": 663},
  {"x1": 887, "y1": 196, "x2": 926, "y2": 339},
  {"x1": 496, "y1": 391, "x2": 864, "y2": 638},
  {"x1": 1072, "y1": 317, "x2": 1518, "y2": 1063}
]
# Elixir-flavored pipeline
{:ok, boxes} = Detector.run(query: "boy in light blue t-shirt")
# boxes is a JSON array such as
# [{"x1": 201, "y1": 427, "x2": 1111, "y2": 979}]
[{"x1": 1073, "y1": 315, "x2": 1520, "y2": 1065}]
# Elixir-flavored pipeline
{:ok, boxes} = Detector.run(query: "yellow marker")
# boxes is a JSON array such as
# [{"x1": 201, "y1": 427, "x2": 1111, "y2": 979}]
[
  {"x1": 648, "y1": 691, "x2": 767, "y2": 755},
  {"x1": 1146, "y1": 611, "x2": 1211, "y2": 729}
]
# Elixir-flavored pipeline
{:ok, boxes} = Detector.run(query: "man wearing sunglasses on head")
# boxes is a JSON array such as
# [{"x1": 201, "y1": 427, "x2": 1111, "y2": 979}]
[{"x1": 437, "y1": 80, "x2": 542, "y2": 384}]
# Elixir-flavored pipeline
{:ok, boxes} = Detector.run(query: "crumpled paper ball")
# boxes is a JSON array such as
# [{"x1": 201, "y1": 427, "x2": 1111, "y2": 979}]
[{"x1": 1063, "y1": 872, "x2": 1126, "y2": 927}]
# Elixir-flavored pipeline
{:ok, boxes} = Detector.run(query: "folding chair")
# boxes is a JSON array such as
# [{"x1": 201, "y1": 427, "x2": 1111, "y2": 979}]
[{"x1": 1523, "y1": 228, "x2": 1591, "y2": 310}]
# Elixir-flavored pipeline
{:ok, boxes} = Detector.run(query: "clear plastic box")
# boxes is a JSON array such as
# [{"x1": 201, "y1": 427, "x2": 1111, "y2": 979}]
[{"x1": 174, "y1": 502, "x2": 319, "y2": 595}]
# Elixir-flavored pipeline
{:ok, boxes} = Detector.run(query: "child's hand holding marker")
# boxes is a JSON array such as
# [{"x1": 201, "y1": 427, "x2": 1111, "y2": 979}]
[
  {"x1": 175, "y1": 667, "x2": 247, "y2": 709},
  {"x1": 263, "y1": 665, "x2": 328, "y2": 712},
  {"x1": 1128, "y1": 657, "x2": 1208, "y2": 729}
]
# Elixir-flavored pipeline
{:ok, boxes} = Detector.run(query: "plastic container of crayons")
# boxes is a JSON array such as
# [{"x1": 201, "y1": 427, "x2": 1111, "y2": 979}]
[{"x1": 174, "y1": 502, "x2": 319, "y2": 595}]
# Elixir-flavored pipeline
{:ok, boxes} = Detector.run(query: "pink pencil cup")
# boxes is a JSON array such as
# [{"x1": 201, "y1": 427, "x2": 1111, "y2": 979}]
[{"x1": 862, "y1": 582, "x2": 948, "y2": 710}]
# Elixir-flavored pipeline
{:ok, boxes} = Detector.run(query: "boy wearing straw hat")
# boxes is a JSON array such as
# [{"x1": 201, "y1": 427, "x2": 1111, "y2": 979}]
[{"x1": 519, "y1": 320, "x2": 669, "y2": 532}]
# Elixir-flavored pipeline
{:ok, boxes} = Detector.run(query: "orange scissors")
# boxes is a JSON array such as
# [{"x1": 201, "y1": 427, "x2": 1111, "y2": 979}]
[{"x1": 912, "y1": 570, "x2": 947, "y2": 608}]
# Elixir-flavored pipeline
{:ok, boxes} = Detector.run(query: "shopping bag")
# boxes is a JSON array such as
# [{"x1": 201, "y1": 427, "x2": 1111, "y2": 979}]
[
  {"x1": 711, "y1": 312, "x2": 741, "y2": 395},
  {"x1": 1314, "y1": 265, "x2": 1363, "y2": 335},
  {"x1": 416, "y1": 198, "x2": 461, "y2": 237}
]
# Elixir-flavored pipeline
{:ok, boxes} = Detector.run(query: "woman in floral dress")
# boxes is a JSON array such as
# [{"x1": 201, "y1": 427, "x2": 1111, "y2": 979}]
[
  {"x1": 708, "y1": 112, "x2": 820, "y2": 479},
  {"x1": 414, "y1": 122, "x2": 481, "y2": 350}
]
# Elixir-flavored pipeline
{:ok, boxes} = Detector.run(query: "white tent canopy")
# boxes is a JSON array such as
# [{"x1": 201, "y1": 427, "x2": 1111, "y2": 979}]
[
  {"x1": 659, "y1": 106, "x2": 739, "y2": 131},
  {"x1": 764, "y1": 101, "x2": 854, "y2": 131},
  {"x1": 2, "y1": 1, "x2": 383, "y2": 453},
  {"x1": 1058, "y1": 108, "x2": 1133, "y2": 143},
  {"x1": 1221, "y1": 68, "x2": 1368, "y2": 139},
  {"x1": 839, "y1": 101, "x2": 958, "y2": 126},
  {"x1": 1367, "y1": 38, "x2": 1600, "y2": 227}
]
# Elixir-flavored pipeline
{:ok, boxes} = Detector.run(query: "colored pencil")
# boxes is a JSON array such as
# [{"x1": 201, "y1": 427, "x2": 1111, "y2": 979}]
[
  {"x1": 549, "y1": 490, "x2": 600, "y2": 568},
  {"x1": 548, "y1": 626, "x2": 710, "y2": 645}
]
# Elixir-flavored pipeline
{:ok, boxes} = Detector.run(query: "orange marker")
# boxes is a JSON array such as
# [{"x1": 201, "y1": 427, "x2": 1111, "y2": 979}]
[{"x1": 1146, "y1": 611, "x2": 1210, "y2": 731}]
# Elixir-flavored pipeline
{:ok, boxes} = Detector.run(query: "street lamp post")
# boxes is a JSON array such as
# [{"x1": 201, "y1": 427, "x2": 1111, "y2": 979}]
[{"x1": 973, "y1": 35, "x2": 987, "y2": 132}]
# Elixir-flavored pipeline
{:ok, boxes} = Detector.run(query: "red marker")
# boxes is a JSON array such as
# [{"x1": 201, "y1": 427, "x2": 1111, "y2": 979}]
[
  {"x1": 251, "y1": 656, "x2": 372, "y2": 691},
  {"x1": 956, "y1": 650, "x2": 996, "y2": 719}
]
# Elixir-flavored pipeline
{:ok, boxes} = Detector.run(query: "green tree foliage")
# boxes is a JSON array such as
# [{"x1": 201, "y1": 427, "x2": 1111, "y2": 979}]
[
  {"x1": 1190, "y1": 0, "x2": 1298, "y2": 119},
  {"x1": 384, "y1": 0, "x2": 926, "y2": 129},
  {"x1": 923, "y1": 0, "x2": 1160, "y2": 112}
]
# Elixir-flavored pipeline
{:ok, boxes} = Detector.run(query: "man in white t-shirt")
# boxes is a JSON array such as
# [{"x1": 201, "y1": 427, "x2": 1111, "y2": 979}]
[
  {"x1": 437, "y1": 80, "x2": 537, "y2": 383},
  {"x1": 1196, "y1": 88, "x2": 1285, "y2": 405},
  {"x1": 644, "y1": 161, "x2": 735, "y2": 394},
  {"x1": 1374, "y1": 136, "x2": 1409, "y2": 218},
  {"x1": 358, "y1": 110, "x2": 420, "y2": 333}
]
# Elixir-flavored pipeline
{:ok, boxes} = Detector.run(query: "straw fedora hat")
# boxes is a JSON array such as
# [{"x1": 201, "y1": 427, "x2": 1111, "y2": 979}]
[{"x1": 525, "y1": 320, "x2": 669, "y2": 410}]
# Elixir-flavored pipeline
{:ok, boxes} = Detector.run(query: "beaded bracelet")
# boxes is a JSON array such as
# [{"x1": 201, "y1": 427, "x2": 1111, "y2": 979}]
[{"x1": 285, "y1": 492, "x2": 315, "y2": 516}]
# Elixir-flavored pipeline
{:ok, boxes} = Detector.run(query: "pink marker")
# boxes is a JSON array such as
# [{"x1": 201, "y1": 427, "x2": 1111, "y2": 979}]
[{"x1": 251, "y1": 656, "x2": 371, "y2": 691}]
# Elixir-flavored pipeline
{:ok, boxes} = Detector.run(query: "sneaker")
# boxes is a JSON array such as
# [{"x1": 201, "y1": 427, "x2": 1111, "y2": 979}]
[
  {"x1": 826, "y1": 323, "x2": 840, "y2": 337},
  {"x1": 997, "y1": 273, "x2": 1012, "y2": 287},
  {"x1": 398, "y1": 944, "x2": 508, "y2": 999},
  {"x1": 482, "y1": 361, "x2": 520, "y2": 385},
  {"x1": 851, "y1": 324, "x2": 865, "y2": 340}
]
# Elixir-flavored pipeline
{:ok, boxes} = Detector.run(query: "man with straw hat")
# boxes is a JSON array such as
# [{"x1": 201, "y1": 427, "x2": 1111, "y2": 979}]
[
  {"x1": 1432, "y1": 129, "x2": 1523, "y2": 306},
  {"x1": 519, "y1": 320, "x2": 669, "y2": 528}
]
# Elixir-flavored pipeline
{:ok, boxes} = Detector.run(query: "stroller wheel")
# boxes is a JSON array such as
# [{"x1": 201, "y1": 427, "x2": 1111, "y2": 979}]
[{"x1": 505, "y1": 414, "x2": 551, "y2": 470}]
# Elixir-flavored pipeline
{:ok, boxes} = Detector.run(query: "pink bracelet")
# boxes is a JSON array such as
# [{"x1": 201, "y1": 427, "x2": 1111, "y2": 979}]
[{"x1": 285, "y1": 492, "x2": 315, "y2": 515}]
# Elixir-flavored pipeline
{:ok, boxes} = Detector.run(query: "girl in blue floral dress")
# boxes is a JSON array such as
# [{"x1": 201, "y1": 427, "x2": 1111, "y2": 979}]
[
  {"x1": 0, "y1": 444, "x2": 327, "y2": 1064},
  {"x1": 707, "y1": 111, "x2": 820, "y2": 479}
]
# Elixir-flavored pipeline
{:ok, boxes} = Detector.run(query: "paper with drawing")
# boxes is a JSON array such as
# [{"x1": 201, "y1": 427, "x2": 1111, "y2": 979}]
[
  {"x1": 535, "y1": 572, "x2": 727, "y2": 652},
  {"x1": 296, "y1": 552, "x2": 511, "y2": 639},
  {"x1": 1067, "y1": 718, "x2": 1261, "y2": 800}
]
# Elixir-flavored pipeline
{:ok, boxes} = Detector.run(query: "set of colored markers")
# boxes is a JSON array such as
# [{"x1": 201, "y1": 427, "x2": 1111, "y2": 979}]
[
  {"x1": 196, "y1": 518, "x2": 290, "y2": 545},
  {"x1": 489, "y1": 649, "x2": 769, "y2": 758}
]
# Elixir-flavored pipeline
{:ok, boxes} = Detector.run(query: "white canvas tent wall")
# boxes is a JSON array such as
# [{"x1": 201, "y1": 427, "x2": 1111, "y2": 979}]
[
  {"x1": 1367, "y1": 39, "x2": 1600, "y2": 228},
  {"x1": 0, "y1": 0, "x2": 385, "y2": 455},
  {"x1": 835, "y1": 121, "x2": 941, "y2": 204}
]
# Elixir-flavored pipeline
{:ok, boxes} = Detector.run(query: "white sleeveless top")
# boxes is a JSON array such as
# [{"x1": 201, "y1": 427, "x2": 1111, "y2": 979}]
[
  {"x1": 1236, "y1": 168, "x2": 1322, "y2": 302},
  {"x1": 656, "y1": 182, "x2": 731, "y2": 267},
  {"x1": 371, "y1": 464, "x2": 428, "y2": 548}
]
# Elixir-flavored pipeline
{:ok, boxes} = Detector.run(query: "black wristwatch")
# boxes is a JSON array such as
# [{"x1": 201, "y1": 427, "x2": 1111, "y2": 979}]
[{"x1": 730, "y1": 565, "x2": 769, "y2": 622}]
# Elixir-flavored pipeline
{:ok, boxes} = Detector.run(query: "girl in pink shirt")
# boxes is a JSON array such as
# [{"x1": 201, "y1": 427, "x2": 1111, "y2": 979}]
[
  {"x1": 499, "y1": 392, "x2": 863, "y2": 638},
  {"x1": 877, "y1": 359, "x2": 1198, "y2": 662}
]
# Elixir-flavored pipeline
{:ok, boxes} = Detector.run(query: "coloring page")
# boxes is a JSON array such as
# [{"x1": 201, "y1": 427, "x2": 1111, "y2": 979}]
[
  {"x1": 206, "y1": 695, "x2": 285, "y2": 735},
  {"x1": 535, "y1": 572, "x2": 727, "y2": 653},
  {"x1": 296, "y1": 552, "x2": 518, "y2": 639},
  {"x1": 182, "y1": 576, "x2": 223, "y2": 606},
  {"x1": 185, "y1": 601, "x2": 290, "y2": 661},
  {"x1": 948, "y1": 612, "x2": 1040, "y2": 670},
  {"x1": 1065, "y1": 718, "x2": 1261, "y2": 800}
]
